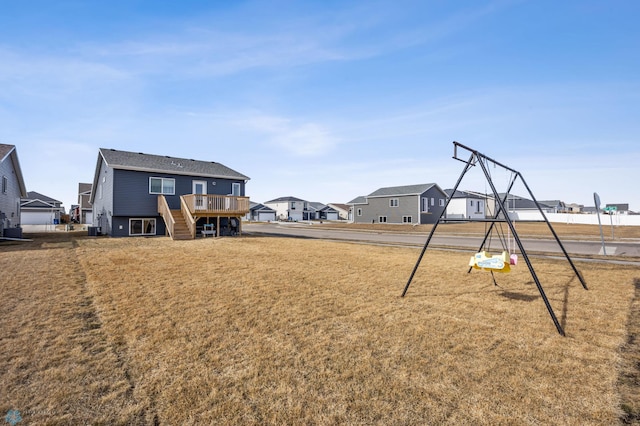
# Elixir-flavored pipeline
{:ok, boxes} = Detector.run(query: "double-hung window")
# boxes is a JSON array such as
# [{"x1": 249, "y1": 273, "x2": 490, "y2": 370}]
[
  {"x1": 149, "y1": 177, "x2": 175, "y2": 195},
  {"x1": 389, "y1": 198, "x2": 399, "y2": 207}
]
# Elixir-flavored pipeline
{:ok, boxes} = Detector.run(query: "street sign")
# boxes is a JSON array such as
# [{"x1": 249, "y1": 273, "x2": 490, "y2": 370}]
[
  {"x1": 603, "y1": 206, "x2": 617, "y2": 212},
  {"x1": 593, "y1": 192, "x2": 601, "y2": 209}
]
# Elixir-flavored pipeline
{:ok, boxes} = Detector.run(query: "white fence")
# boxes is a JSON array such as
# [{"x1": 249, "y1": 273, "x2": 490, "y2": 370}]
[{"x1": 510, "y1": 212, "x2": 640, "y2": 226}]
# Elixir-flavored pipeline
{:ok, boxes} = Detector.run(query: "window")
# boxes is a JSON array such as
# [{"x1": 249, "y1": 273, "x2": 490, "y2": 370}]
[
  {"x1": 431, "y1": 197, "x2": 435, "y2": 206},
  {"x1": 421, "y1": 197, "x2": 429, "y2": 212},
  {"x1": 470, "y1": 200, "x2": 474, "y2": 207},
  {"x1": 389, "y1": 198, "x2": 399, "y2": 207},
  {"x1": 378, "y1": 216, "x2": 387, "y2": 223},
  {"x1": 403, "y1": 216, "x2": 412, "y2": 223},
  {"x1": 290, "y1": 202, "x2": 296, "y2": 210},
  {"x1": 2, "y1": 176, "x2": 7, "y2": 194},
  {"x1": 129, "y1": 218, "x2": 156, "y2": 236},
  {"x1": 439, "y1": 199, "x2": 445, "y2": 207},
  {"x1": 232, "y1": 182, "x2": 241, "y2": 196},
  {"x1": 357, "y1": 208, "x2": 362, "y2": 216},
  {"x1": 149, "y1": 177, "x2": 175, "y2": 195}
]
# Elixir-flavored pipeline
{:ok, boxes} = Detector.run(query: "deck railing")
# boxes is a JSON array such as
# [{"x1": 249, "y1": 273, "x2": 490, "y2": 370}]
[
  {"x1": 158, "y1": 195, "x2": 175, "y2": 237},
  {"x1": 182, "y1": 194, "x2": 250, "y2": 215}
]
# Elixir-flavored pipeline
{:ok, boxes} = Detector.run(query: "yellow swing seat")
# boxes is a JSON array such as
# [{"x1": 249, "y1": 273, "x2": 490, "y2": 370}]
[{"x1": 469, "y1": 251, "x2": 511, "y2": 273}]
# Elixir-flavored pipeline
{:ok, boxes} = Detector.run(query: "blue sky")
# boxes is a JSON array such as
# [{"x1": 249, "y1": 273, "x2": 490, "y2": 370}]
[{"x1": 1, "y1": 0, "x2": 638, "y2": 212}]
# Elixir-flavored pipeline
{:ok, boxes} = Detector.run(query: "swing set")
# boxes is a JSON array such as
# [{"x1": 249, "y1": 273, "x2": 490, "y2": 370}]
[{"x1": 401, "y1": 142, "x2": 588, "y2": 336}]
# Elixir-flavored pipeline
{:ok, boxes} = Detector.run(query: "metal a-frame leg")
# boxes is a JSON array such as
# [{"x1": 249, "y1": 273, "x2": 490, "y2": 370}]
[{"x1": 477, "y1": 159, "x2": 566, "y2": 336}]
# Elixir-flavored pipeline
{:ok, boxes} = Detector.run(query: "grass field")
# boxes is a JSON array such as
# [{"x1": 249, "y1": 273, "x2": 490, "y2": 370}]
[{"x1": 1, "y1": 230, "x2": 639, "y2": 424}]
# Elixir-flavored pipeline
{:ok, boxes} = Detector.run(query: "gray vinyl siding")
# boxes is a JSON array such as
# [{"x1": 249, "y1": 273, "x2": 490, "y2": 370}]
[
  {"x1": 358, "y1": 195, "x2": 418, "y2": 224},
  {"x1": 0, "y1": 157, "x2": 22, "y2": 229},
  {"x1": 353, "y1": 187, "x2": 447, "y2": 225},
  {"x1": 91, "y1": 160, "x2": 115, "y2": 235}
]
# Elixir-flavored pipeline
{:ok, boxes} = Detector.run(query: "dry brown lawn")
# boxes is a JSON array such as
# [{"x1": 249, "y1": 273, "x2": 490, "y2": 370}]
[{"x1": 1, "y1": 231, "x2": 639, "y2": 424}]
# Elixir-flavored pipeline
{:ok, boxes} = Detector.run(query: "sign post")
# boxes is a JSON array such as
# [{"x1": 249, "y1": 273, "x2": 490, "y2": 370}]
[
  {"x1": 594, "y1": 193, "x2": 606, "y2": 255},
  {"x1": 603, "y1": 206, "x2": 617, "y2": 240}
]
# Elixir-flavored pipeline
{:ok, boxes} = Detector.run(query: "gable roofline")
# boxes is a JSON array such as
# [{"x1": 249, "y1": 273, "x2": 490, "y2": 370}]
[
  {"x1": 24, "y1": 191, "x2": 62, "y2": 204},
  {"x1": 367, "y1": 183, "x2": 443, "y2": 198},
  {"x1": 0, "y1": 144, "x2": 27, "y2": 197},
  {"x1": 264, "y1": 196, "x2": 306, "y2": 203},
  {"x1": 98, "y1": 148, "x2": 250, "y2": 180},
  {"x1": 90, "y1": 148, "x2": 250, "y2": 204},
  {"x1": 347, "y1": 196, "x2": 368, "y2": 205}
]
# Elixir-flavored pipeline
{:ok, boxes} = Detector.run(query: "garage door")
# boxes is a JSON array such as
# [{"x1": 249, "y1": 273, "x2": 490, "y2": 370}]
[{"x1": 257, "y1": 212, "x2": 275, "y2": 222}]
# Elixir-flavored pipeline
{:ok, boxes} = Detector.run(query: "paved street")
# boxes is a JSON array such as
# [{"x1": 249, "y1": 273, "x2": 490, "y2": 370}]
[{"x1": 244, "y1": 222, "x2": 640, "y2": 262}]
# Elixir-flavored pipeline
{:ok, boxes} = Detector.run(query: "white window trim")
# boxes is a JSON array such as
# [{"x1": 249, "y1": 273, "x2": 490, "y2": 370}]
[
  {"x1": 231, "y1": 182, "x2": 241, "y2": 196},
  {"x1": 357, "y1": 208, "x2": 362, "y2": 216},
  {"x1": 403, "y1": 215, "x2": 413, "y2": 223},
  {"x1": 149, "y1": 177, "x2": 176, "y2": 195},
  {"x1": 129, "y1": 218, "x2": 157, "y2": 236},
  {"x1": 389, "y1": 198, "x2": 399, "y2": 207},
  {"x1": 439, "y1": 198, "x2": 445, "y2": 207},
  {"x1": 421, "y1": 197, "x2": 429, "y2": 212},
  {"x1": 378, "y1": 216, "x2": 387, "y2": 223}
]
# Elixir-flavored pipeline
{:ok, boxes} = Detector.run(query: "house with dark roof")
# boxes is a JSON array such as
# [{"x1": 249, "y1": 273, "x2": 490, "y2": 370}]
[
  {"x1": 247, "y1": 202, "x2": 277, "y2": 222},
  {"x1": 348, "y1": 183, "x2": 447, "y2": 225},
  {"x1": 76, "y1": 183, "x2": 93, "y2": 224},
  {"x1": 0, "y1": 144, "x2": 28, "y2": 238},
  {"x1": 90, "y1": 148, "x2": 250, "y2": 238},
  {"x1": 327, "y1": 203, "x2": 350, "y2": 220},
  {"x1": 20, "y1": 191, "x2": 64, "y2": 225}
]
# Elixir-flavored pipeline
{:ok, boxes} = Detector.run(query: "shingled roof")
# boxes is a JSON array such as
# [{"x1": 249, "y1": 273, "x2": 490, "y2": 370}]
[
  {"x1": 98, "y1": 148, "x2": 250, "y2": 180},
  {"x1": 368, "y1": 183, "x2": 438, "y2": 197}
]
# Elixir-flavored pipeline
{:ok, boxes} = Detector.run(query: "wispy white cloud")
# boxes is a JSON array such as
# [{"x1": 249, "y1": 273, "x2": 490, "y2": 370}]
[{"x1": 239, "y1": 113, "x2": 338, "y2": 157}]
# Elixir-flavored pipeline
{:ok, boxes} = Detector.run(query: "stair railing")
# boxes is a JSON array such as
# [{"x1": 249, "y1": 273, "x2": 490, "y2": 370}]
[
  {"x1": 158, "y1": 195, "x2": 176, "y2": 238},
  {"x1": 180, "y1": 196, "x2": 197, "y2": 239}
]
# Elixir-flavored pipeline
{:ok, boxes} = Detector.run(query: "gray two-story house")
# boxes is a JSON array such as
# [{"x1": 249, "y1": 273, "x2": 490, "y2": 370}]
[
  {"x1": 349, "y1": 183, "x2": 447, "y2": 225},
  {"x1": 90, "y1": 148, "x2": 250, "y2": 239},
  {"x1": 0, "y1": 144, "x2": 27, "y2": 238}
]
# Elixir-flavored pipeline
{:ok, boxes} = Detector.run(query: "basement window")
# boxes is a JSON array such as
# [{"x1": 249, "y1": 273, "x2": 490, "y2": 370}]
[
  {"x1": 130, "y1": 218, "x2": 156, "y2": 236},
  {"x1": 378, "y1": 216, "x2": 387, "y2": 223}
]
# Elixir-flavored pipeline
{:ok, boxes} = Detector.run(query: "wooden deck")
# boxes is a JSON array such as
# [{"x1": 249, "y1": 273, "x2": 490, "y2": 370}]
[{"x1": 158, "y1": 194, "x2": 250, "y2": 240}]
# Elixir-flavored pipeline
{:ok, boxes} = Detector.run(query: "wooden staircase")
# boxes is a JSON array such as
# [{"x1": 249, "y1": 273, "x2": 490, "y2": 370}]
[{"x1": 169, "y1": 209, "x2": 193, "y2": 240}]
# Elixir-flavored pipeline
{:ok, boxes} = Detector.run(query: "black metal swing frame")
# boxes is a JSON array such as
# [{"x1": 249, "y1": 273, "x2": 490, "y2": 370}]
[{"x1": 401, "y1": 142, "x2": 588, "y2": 336}]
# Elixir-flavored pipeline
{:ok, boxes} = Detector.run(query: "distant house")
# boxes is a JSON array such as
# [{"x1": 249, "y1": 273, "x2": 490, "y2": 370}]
[
  {"x1": 327, "y1": 203, "x2": 350, "y2": 220},
  {"x1": 444, "y1": 189, "x2": 486, "y2": 220},
  {"x1": 348, "y1": 183, "x2": 447, "y2": 225},
  {"x1": 0, "y1": 144, "x2": 27, "y2": 237},
  {"x1": 247, "y1": 202, "x2": 276, "y2": 222},
  {"x1": 264, "y1": 196, "x2": 311, "y2": 221},
  {"x1": 465, "y1": 191, "x2": 555, "y2": 216},
  {"x1": 318, "y1": 205, "x2": 339, "y2": 221},
  {"x1": 539, "y1": 200, "x2": 567, "y2": 213},
  {"x1": 307, "y1": 202, "x2": 339, "y2": 221},
  {"x1": 77, "y1": 183, "x2": 93, "y2": 224},
  {"x1": 90, "y1": 148, "x2": 250, "y2": 238},
  {"x1": 20, "y1": 191, "x2": 64, "y2": 225}
]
